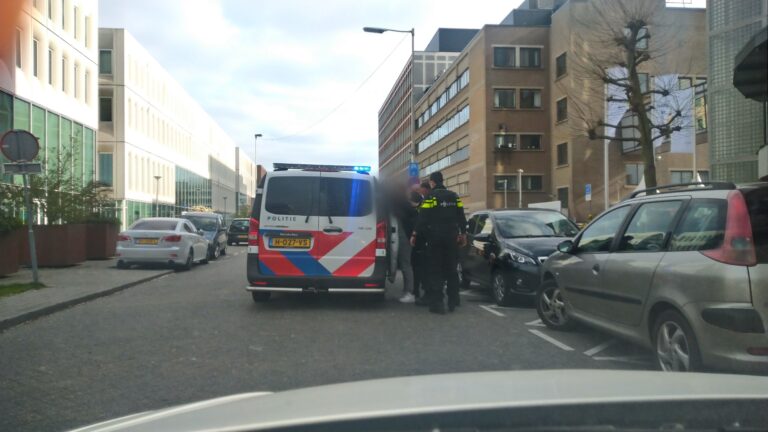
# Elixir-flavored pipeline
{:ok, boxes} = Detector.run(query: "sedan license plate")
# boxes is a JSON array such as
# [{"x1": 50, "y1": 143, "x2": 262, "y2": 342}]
[
  {"x1": 136, "y1": 238, "x2": 159, "y2": 245},
  {"x1": 238, "y1": 235, "x2": 248, "y2": 239},
  {"x1": 270, "y1": 237, "x2": 311, "y2": 249}
]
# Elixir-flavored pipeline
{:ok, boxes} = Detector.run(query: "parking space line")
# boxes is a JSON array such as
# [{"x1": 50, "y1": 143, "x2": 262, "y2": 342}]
[
  {"x1": 525, "y1": 319, "x2": 546, "y2": 327},
  {"x1": 528, "y1": 329, "x2": 574, "y2": 351},
  {"x1": 592, "y1": 356, "x2": 650, "y2": 365},
  {"x1": 584, "y1": 340, "x2": 616, "y2": 357},
  {"x1": 479, "y1": 305, "x2": 505, "y2": 317}
]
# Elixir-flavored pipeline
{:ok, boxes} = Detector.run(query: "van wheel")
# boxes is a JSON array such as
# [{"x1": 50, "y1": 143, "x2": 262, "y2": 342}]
[
  {"x1": 251, "y1": 292, "x2": 271, "y2": 303},
  {"x1": 536, "y1": 280, "x2": 575, "y2": 330},
  {"x1": 653, "y1": 310, "x2": 701, "y2": 372}
]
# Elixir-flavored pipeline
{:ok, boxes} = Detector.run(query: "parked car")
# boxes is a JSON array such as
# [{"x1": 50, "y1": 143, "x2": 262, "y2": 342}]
[
  {"x1": 182, "y1": 211, "x2": 227, "y2": 260},
  {"x1": 246, "y1": 163, "x2": 394, "y2": 303},
  {"x1": 537, "y1": 182, "x2": 768, "y2": 374},
  {"x1": 227, "y1": 218, "x2": 250, "y2": 245},
  {"x1": 460, "y1": 209, "x2": 579, "y2": 305},
  {"x1": 116, "y1": 217, "x2": 210, "y2": 271}
]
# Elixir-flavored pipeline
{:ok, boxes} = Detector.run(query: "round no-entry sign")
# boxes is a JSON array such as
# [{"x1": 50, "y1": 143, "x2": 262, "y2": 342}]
[{"x1": 1, "y1": 129, "x2": 40, "y2": 162}]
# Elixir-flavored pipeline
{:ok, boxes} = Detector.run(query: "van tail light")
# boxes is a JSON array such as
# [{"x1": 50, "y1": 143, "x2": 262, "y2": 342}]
[
  {"x1": 163, "y1": 235, "x2": 182, "y2": 242},
  {"x1": 702, "y1": 190, "x2": 757, "y2": 266},
  {"x1": 117, "y1": 234, "x2": 131, "y2": 242},
  {"x1": 376, "y1": 220, "x2": 387, "y2": 253},
  {"x1": 249, "y1": 218, "x2": 260, "y2": 247}
]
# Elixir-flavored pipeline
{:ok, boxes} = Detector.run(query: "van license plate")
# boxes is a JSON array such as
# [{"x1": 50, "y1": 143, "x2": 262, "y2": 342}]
[{"x1": 270, "y1": 237, "x2": 311, "y2": 249}]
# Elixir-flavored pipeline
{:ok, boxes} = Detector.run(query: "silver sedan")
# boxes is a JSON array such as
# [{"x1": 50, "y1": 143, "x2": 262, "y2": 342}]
[{"x1": 116, "y1": 218, "x2": 210, "y2": 270}]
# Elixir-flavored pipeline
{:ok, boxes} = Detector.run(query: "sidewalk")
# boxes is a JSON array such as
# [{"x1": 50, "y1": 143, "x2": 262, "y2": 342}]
[{"x1": 0, "y1": 259, "x2": 173, "y2": 331}]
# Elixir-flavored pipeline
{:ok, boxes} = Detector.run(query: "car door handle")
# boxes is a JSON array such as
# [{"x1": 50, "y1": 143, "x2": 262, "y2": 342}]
[
  {"x1": 323, "y1": 226, "x2": 343, "y2": 234},
  {"x1": 592, "y1": 264, "x2": 600, "y2": 274}
]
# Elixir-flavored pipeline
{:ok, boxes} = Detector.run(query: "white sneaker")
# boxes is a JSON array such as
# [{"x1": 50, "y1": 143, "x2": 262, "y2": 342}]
[{"x1": 399, "y1": 293, "x2": 416, "y2": 303}]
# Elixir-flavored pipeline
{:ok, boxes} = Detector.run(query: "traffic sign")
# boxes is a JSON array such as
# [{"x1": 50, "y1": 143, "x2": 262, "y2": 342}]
[
  {"x1": 585, "y1": 183, "x2": 592, "y2": 201},
  {"x1": 0, "y1": 130, "x2": 40, "y2": 162},
  {"x1": 408, "y1": 162, "x2": 420, "y2": 177},
  {"x1": 2, "y1": 162, "x2": 42, "y2": 174}
]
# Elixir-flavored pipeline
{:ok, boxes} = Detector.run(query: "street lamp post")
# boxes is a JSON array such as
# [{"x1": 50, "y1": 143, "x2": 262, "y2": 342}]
[
  {"x1": 153, "y1": 175, "x2": 162, "y2": 217},
  {"x1": 363, "y1": 26, "x2": 415, "y2": 164},
  {"x1": 253, "y1": 133, "x2": 262, "y2": 200},
  {"x1": 517, "y1": 169, "x2": 524, "y2": 209}
]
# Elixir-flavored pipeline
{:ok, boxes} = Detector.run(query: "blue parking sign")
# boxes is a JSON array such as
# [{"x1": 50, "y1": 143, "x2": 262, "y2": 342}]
[
  {"x1": 408, "y1": 162, "x2": 419, "y2": 177},
  {"x1": 585, "y1": 183, "x2": 592, "y2": 201}
]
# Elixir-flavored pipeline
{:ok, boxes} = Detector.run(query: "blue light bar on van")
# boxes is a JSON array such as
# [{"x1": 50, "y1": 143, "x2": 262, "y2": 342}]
[{"x1": 273, "y1": 163, "x2": 371, "y2": 174}]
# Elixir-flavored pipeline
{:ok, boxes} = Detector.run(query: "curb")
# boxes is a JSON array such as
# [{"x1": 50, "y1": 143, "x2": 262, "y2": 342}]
[{"x1": 0, "y1": 270, "x2": 174, "y2": 332}]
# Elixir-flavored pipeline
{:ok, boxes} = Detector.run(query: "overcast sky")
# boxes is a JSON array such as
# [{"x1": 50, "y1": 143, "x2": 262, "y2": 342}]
[{"x1": 99, "y1": 0, "x2": 524, "y2": 173}]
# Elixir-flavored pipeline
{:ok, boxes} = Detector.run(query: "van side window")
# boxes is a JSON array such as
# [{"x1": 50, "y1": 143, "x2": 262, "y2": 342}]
[
  {"x1": 669, "y1": 199, "x2": 727, "y2": 251},
  {"x1": 618, "y1": 201, "x2": 682, "y2": 252}
]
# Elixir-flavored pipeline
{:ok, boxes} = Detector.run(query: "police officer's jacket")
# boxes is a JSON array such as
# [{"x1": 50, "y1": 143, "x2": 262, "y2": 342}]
[{"x1": 414, "y1": 185, "x2": 468, "y2": 236}]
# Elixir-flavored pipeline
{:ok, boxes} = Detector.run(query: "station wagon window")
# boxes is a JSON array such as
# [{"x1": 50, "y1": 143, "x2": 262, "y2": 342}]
[
  {"x1": 183, "y1": 222, "x2": 196, "y2": 233},
  {"x1": 617, "y1": 201, "x2": 682, "y2": 252},
  {"x1": 265, "y1": 177, "x2": 317, "y2": 215},
  {"x1": 668, "y1": 199, "x2": 726, "y2": 251},
  {"x1": 473, "y1": 214, "x2": 489, "y2": 235},
  {"x1": 320, "y1": 178, "x2": 373, "y2": 217},
  {"x1": 467, "y1": 215, "x2": 480, "y2": 234},
  {"x1": 577, "y1": 206, "x2": 631, "y2": 253}
]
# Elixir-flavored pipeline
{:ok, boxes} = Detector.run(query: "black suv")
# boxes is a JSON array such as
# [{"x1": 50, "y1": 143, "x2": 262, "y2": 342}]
[{"x1": 227, "y1": 218, "x2": 250, "y2": 245}]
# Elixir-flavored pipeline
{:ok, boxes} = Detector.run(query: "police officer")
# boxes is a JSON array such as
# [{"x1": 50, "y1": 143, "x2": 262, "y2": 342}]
[{"x1": 410, "y1": 171, "x2": 467, "y2": 314}]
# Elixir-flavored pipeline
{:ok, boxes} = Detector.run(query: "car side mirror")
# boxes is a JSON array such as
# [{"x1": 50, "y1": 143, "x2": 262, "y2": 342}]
[
  {"x1": 557, "y1": 240, "x2": 574, "y2": 254},
  {"x1": 197, "y1": 229, "x2": 204, "y2": 236}
]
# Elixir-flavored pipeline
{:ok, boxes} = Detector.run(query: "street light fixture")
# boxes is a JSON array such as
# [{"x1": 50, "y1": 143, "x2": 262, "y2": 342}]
[
  {"x1": 517, "y1": 169, "x2": 524, "y2": 209},
  {"x1": 153, "y1": 175, "x2": 162, "y2": 217},
  {"x1": 363, "y1": 26, "x2": 415, "y2": 165},
  {"x1": 253, "y1": 133, "x2": 262, "y2": 200}
]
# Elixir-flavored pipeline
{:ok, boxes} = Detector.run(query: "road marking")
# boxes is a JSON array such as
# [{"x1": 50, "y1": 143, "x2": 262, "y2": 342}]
[
  {"x1": 528, "y1": 329, "x2": 574, "y2": 351},
  {"x1": 584, "y1": 340, "x2": 616, "y2": 357},
  {"x1": 525, "y1": 318, "x2": 546, "y2": 327},
  {"x1": 592, "y1": 356, "x2": 650, "y2": 365},
  {"x1": 479, "y1": 305, "x2": 505, "y2": 317}
]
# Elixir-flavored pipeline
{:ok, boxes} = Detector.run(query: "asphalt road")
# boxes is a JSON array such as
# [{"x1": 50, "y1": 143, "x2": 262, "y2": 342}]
[{"x1": 0, "y1": 245, "x2": 654, "y2": 432}]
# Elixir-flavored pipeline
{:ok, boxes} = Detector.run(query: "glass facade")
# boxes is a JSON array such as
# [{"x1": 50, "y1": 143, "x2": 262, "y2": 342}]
[
  {"x1": 175, "y1": 166, "x2": 211, "y2": 210},
  {"x1": 708, "y1": 0, "x2": 766, "y2": 181},
  {"x1": 0, "y1": 90, "x2": 96, "y2": 187}
]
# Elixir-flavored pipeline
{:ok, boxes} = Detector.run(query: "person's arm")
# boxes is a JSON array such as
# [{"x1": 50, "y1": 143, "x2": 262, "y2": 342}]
[{"x1": 412, "y1": 195, "x2": 435, "y2": 246}]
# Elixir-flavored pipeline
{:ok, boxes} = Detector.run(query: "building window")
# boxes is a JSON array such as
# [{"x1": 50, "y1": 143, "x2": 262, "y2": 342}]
[
  {"x1": 556, "y1": 142, "x2": 568, "y2": 165},
  {"x1": 519, "y1": 134, "x2": 542, "y2": 150},
  {"x1": 519, "y1": 47, "x2": 541, "y2": 68},
  {"x1": 32, "y1": 38, "x2": 39, "y2": 77},
  {"x1": 98, "y1": 153, "x2": 113, "y2": 186},
  {"x1": 99, "y1": 50, "x2": 112, "y2": 75},
  {"x1": 47, "y1": 48, "x2": 53, "y2": 85},
  {"x1": 47, "y1": 0, "x2": 52, "y2": 19},
  {"x1": 61, "y1": 0, "x2": 66, "y2": 29},
  {"x1": 495, "y1": 134, "x2": 516, "y2": 150},
  {"x1": 493, "y1": 89, "x2": 515, "y2": 108},
  {"x1": 493, "y1": 47, "x2": 515, "y2": 68},
  {"x1": 73, "y1": 64, "x2": 79, "y2": 98},
  {"x1": 73, "y1": 6, "x2": 79, "y2": 39},
  {"x1": 556, "y1": 97, "x2": 568, "y2": 122},
  {"x1": 520, "y1": 89, "x2": 542, "y2": 108},
  {"x1": 15, "y1": 28, "x2": 21, "y2": 69},
  {"x1": 555, "y1": 52, "x2": 567, "y2": 78},
  {"x1": 61, "y1": 57, "x2": 67, "y2": 91},
  {"x1": 85, "y1": 71, "x2": 90, "y2": 103},
  {"x1": 626, "y1": 163, "x2": 644, "y2": 186},
  {"x1": 99, "y1": 97, "x2": 112, "y2": 122},
  {"x1": 494, "y1": 175, "x2": 543, "y2": 191},
  {"x1": 638, "y1": 73, "x2": 649, "y2": 93},
  {"x1": 85, "y1": 16, "x2": 91, "y2": 47},
  {"x1": 624, "y1": 26, "x2": 649, "y2": 50},
  {"x1": 695, "y1": 87, "x2": 707, "y2": 131},
  {"x1": 557, "y1": 187, "x2": 569, "y2": 209},
  {"x1": 671, "y1": 170, "x2": 710, "y2": 184}
]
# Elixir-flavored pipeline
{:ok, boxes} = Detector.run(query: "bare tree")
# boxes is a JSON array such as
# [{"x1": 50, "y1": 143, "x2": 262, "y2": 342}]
[{"x1": 564, "y1": 0, "x2": 695, "y2": 190}]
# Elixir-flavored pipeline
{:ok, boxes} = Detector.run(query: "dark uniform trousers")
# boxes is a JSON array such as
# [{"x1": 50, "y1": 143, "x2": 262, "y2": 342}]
[{"x1": 427, "y1": 226, "x2": 460, "y2": 307}]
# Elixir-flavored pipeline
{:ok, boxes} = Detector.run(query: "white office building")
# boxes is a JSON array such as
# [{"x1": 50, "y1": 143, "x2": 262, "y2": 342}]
[
  {"x1": 97, "y1": 28, "x2": 257, "y2": 229},
  {"x1": 1, "y1": 0, "x2": 99, "y2": 188}
]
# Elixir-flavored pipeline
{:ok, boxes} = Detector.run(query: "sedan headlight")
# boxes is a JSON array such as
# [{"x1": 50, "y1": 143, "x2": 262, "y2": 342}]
[{"x1": 505, "y1": 249, "x2": 537, "y2": 265}]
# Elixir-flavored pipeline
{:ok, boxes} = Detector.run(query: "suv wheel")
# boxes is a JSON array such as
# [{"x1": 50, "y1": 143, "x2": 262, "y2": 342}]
[
  {"x1": 536, "y1": 280, "x2": 575, "y2": 330},
  {"x1": 653, "y1": 310, "x2": 701, "y2": 372},
  {"x1": 491, "y1": 271, "x2": 510, "y2": 306},
  {"x1": 457, "y1": 262, "x2": 470, "y2": 290},
  {"x1": 251, "y1": 291, "x2": 271, "y2": 303}
]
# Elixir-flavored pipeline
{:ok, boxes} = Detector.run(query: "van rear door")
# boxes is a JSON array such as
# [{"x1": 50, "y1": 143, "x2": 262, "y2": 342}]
[
  {"x1": 317, "y1": 173, "x2": 376, "y2": 277},
  {"x1": 258, "y1": 172, "x2": 322, "y2": 276}
]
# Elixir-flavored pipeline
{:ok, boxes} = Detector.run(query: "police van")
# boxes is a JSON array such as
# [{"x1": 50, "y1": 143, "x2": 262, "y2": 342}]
[{"x1": 246, "y1": 163, "x2": 398, "y2": 302}]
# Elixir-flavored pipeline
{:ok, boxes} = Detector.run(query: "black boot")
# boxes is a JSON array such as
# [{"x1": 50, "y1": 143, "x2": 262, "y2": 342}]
[{"x1": 429, "y1": 303, "x2": 447, "y2": 315}]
